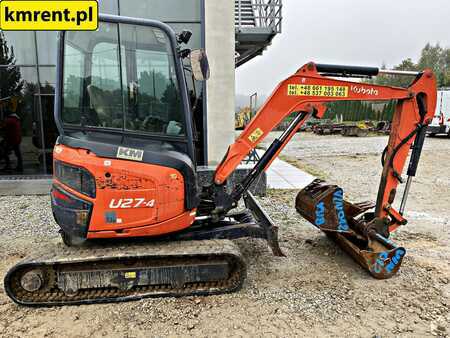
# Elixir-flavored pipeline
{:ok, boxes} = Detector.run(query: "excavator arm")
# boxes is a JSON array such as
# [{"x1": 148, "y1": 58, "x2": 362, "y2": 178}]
[
  {"x1": 207, "y1": 62, "x2": 436, "y2": 279},
  {"x1": 212, "y1": 62, "x2": 436, "y2": 223}
]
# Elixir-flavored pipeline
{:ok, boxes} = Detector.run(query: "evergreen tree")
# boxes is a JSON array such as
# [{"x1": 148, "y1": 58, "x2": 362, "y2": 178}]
[{"x1": 0, "y1": 32, "x2": 23, "y2": 99}]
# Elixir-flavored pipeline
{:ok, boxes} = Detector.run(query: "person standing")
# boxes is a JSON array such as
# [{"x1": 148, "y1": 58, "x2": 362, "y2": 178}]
[{"x1": 1, "y1": 111, "x2": 23, "y2": 173}]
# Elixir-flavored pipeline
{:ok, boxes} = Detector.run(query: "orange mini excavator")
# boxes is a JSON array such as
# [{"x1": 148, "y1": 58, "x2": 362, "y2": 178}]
[{"x1": 5, "y1": 14, "x2": 436, "y2": 306}]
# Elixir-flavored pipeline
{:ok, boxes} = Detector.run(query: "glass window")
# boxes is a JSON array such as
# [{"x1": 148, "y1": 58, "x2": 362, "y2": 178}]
[
  {"x1": 90, "y1": 41, "x2": 123, "y2": 129},
  {"x1": 62, "y1": 23, "x2": 123, "y2": 129},
  {"x1": 61, "y1": 22, "x2": 185, "y2": 137},
  {"x1": 120, "y1": 23, "x2": 184, "y2": 136},
  {"x1": 1, "y1": 32, "x2": 36, "y2": 65},
  {"x1": 37, "y1": 66, "x2": 57, "y2": 162},
  {"x1": 35, "y1": 92, "x2": 56, "y2": 148},
  {"x1": 38, "y1": 66, "x2": 56, "y2": 88},
  {"x1": 36, "y1": 32, "x2": 57, "y2": 66},
  {"x1": 120, "y1": 0, "x2": 201, "y2": 22},
  {"x1": 99, "y1": 0, "x2": 119, "y2": 15},
  {"x1": 0, "y1": 66, "x2": 49, "y2": 175},
  {"x1": 62, "y1": 44, "x2": 84, "y2": 125}
]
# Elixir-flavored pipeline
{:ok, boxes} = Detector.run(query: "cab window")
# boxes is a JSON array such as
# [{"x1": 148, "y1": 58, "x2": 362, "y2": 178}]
[{"x1": 61, "y1": 22, "x2": 185, "y2": 137}]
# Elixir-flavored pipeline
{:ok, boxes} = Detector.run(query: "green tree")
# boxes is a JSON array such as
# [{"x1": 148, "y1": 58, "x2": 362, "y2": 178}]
[
  {"x1": 417, "y1": 43, "x2": 444, "y2": 84},
  {"x1": 369, "y1": 58, "x2": 418, "y2": 88},
  {"x1": 0, "y1": 32, "x2": 23, "y2": 99},
  {"x1": 442, "y1": 48, "x2": 450, "y2": 85},
  {"x1": 370, "y1": 43, "x2": 450, "y2": 88}
]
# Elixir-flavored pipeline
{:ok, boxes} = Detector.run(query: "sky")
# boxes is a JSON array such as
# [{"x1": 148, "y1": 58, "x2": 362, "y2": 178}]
[{"x1": 236, "y1": 0, "x2": 450, "y2": 96}]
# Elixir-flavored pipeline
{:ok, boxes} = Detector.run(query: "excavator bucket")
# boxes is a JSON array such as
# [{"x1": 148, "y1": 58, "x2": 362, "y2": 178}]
[{"x1": 295, "y1": 180, "x2": 406, "y2": 279}]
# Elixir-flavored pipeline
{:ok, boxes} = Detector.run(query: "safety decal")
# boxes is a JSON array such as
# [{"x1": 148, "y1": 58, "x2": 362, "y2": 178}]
[
  {"x1": 248, "y1": 128, "x2": 264, "y2": 143},
  {"x1": 124, "y1": 271, "x2": 137, "y2": 279},
  {"x1": 287, "y1": 84, "x2": 349, "y2": 97}
]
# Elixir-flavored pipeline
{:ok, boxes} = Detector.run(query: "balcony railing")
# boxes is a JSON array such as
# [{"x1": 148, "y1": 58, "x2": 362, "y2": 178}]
[{"x1": 235, "y1": 0, "x2": 282, "y2": 33}]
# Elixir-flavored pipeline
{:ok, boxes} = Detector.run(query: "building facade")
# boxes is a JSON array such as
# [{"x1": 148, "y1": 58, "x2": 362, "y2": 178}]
[{"x1": 0, "y1": 0, "x2": 280, "y2": 179}]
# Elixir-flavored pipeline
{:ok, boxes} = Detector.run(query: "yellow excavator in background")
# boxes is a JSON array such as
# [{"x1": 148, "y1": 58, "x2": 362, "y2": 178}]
[{"x1": 235, "y1": 93, "x2": 258, "y2": 130}]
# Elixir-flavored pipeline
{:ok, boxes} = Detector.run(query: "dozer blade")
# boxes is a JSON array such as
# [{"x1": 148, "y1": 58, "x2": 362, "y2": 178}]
[
  {"x1": 296, "y1": 179, "x2": 406, "y2": 279},
  {"x1": 4, "y1": 240, "x2": 245, "y2": 307}
]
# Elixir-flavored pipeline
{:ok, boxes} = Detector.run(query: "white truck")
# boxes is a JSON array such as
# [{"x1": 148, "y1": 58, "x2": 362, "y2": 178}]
[{"x1": 427, "y1": 89, "x2": 450, "y2": 136}]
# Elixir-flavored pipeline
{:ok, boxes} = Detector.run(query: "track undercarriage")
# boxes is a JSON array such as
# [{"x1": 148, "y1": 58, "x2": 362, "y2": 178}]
[
  {"x1": 5, "y1": 240, "x2": 245, "y2": 306},
  {"x1": 4, "y1": 192, "x2": 282, "y2": 306}
]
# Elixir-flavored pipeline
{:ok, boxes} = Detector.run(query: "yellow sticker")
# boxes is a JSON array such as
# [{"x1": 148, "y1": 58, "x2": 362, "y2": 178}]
[
  {"x1": 0, "y1": 1, "x2": 98, "y2": 31},
  {"x1": 124, "y1": 271, "x2": 136, "y2": 279},
  {"x1": 248, "y1": 128, "x2": 264, "y2": 143},
  {"x1": 287, "y1": 84, "x2": 349, "y2": 97}
]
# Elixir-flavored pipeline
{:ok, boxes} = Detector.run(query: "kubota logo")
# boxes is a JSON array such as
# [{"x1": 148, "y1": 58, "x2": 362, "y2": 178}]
[{"x1": 350, "y1": 85, "x2": 379, "y2": 96}]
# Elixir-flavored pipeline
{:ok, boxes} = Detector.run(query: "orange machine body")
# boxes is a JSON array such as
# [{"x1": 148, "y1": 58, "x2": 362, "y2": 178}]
[{"x1": 52, "y1": 145, "x2": 196, "y2": 239}]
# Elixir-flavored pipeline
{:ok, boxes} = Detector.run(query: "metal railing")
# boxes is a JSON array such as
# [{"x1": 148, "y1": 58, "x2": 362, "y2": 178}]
[{"x1": 235, "y1": 0, "x2": 282, "y2": 33}]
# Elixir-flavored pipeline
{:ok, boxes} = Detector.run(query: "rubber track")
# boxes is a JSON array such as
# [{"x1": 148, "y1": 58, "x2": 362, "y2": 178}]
[{"x1": 4, "y1": 240, "x2": 246, "y2": 307}]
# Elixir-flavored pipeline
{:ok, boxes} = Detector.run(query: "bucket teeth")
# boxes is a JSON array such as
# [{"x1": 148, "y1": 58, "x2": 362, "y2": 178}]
[{"x1": 296, "y1": 179, "x2": 405, "y2": 279}]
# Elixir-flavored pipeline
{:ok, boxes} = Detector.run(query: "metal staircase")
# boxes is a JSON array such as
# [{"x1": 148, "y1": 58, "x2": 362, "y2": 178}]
[{"x1": 235, "y1": 0, "x2": 282, "y2": 67}]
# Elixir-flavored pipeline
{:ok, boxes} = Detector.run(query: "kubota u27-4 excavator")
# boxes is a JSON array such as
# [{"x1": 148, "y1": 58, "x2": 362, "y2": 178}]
[{"x1": 5, "y1": 14, "x2": 436, "y2": 306}]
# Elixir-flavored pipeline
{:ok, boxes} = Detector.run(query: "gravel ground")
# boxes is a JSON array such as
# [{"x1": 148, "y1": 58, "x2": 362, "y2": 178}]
[{"x1": 0, "y1": 133, "x2": 449, "y2": 337}]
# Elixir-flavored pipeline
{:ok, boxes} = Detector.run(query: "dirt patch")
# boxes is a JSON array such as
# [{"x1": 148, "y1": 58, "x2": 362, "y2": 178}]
[{"x1": 279, "y1": 155, "x2": 329, "y2": 180}]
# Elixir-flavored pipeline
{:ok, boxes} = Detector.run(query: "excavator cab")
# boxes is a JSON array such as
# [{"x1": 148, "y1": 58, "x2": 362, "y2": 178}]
[{"x1": 52, "y1": 15, "x2": 207, "y2": 245}]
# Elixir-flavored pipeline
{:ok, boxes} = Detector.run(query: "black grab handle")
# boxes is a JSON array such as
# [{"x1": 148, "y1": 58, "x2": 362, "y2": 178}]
[{"x1": 316, "y1": 63, "x2": 379, "y2": 77}]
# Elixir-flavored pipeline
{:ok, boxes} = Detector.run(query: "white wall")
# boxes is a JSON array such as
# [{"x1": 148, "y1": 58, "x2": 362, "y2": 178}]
[{"x1": 204, "y1": 0, "x2": 236, "y2": 165}]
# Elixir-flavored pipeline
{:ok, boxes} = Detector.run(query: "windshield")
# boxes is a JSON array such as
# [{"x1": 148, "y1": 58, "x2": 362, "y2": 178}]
[{"x1": 61, "y1": 21, "x2": 185, "y2": 137}]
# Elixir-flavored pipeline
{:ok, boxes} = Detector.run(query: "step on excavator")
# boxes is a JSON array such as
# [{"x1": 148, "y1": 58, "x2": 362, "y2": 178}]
[{"x1": 5, "y1": 14, "x2": 437, "y2": 306}]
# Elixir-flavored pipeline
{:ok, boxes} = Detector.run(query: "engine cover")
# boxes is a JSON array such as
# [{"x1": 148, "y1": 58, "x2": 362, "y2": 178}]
[{"x1": 53, "y1": 144, "x2": 195, "y2": 238}]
